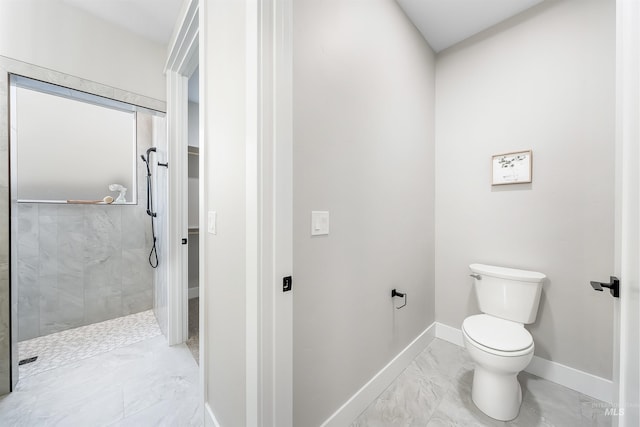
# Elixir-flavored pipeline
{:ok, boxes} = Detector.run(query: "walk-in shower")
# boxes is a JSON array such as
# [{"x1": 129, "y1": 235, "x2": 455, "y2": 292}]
[{"x1": 6, "y1": 71, "x2": 169, "y2": 384}]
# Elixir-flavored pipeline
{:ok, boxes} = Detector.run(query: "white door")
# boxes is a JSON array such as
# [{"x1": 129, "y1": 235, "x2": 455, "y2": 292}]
[{"x1": 615, "y1": 0, "x2": 640, "y2": 425}]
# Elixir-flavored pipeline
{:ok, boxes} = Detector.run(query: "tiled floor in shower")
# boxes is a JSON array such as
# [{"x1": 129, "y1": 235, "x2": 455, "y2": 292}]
[{"x1": 18, "y1": 310, "x2": 161, "y2": 378}]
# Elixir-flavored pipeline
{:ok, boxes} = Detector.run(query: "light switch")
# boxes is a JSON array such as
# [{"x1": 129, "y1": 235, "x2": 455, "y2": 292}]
[
  {"x1": 311, "y1": 211, "x2": 329, "y2": 236},
  {"x1": 208, "y1": 211, "x2": 217, "y2": 234}
]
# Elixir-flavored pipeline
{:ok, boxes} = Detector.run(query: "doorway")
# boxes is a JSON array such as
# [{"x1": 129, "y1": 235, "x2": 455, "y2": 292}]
[
  {"x1": 6, "y1": 64, "x2": 171, "y2": 385},
  {"x1": 185, "y1": 67, "x2": 200, "y2": 363}
]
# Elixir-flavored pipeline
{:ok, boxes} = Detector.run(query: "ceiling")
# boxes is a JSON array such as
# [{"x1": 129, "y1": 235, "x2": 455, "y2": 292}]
[
  {"x1": 55, "y1": 1, "x2": 544, "y2": 130},
  {"x1": 396, "y1": 0, "x2": 544, "y2": 52},
  {"x1": 62, "y1": 0, "x2": 183, "y2": 45},
  {"x1": 60, "y1": 0, "x2": 544, "y2": 59}
]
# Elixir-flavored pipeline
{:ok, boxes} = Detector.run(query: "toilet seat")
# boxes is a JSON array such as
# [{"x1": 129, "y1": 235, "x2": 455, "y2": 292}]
[{"x1": 463, "y1": 314, "x2": 533, "y2": 355}]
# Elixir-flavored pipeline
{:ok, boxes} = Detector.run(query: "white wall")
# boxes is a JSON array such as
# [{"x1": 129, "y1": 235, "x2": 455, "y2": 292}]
[
  {"x1": 293, "y1": 0, "x2": 436, "y2": 425},
  {"x1": 201, "y1": 1, "x2": 247, "y2": 424},
  {"x1": 435, "y1": 0, "x2": 615, "y2": 379},
  {"x1": 0, "y1": 0, "x2": 166, "y2": 101}
]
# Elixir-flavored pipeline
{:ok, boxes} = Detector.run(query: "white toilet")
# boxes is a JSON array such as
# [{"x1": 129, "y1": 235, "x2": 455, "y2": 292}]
[{"x1": 462, "y1": 263, "x2": 546, "y2": 421}]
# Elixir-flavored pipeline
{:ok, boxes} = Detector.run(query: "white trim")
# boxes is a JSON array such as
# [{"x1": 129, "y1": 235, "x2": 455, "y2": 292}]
[
  {"x1": 435, "y1": 322, "x2": 464, "y2": 347},
  {"x1": 204, "y1": 402, "x2": 221, "y2": 427},
  {"x1": 320, "y1": 324, "x2": 436, "y2": 427},
  {"x1": 166, "y1": 0, "x2": 203, "y2": 423},
  {"x1": 165, "y1": 0, "x2": 199, "y2": 348},
  {"x1": 245, "y1": 0, "x2": 260, "y2": 425},
  {"x1": 434, "y1": 322, "x2": 614, "y2": 403},
  {"x1": 615, "y1": 0, "x2": 640, "y2": 425},
  {"x1": 526, "y1": 356, "x2": 613, "y2": 404},
  {"x1": 166, "y1": 71, "x2": 189, "y2": 346},
  {"x1": 272, "y1": 0, "x2": 294, "y2": 425},
  {"x1": 166, "y1": 0, "x2": 200, "y2": 74}
]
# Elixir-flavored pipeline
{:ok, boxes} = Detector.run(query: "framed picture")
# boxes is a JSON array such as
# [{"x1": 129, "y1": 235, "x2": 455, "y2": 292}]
[{"x1": 492, "y1": 150, "x2": 532, "y2": 185}]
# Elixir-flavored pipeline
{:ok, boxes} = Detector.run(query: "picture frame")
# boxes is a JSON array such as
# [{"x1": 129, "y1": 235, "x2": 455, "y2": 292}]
[{"x1": 492, "y1": 150, "x2": 532, "y2": 185}]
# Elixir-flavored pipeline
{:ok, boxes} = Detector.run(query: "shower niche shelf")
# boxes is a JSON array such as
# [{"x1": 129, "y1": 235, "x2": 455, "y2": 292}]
[{"x1": 17, "y1": 199, "x2": 136, "y2": 205}]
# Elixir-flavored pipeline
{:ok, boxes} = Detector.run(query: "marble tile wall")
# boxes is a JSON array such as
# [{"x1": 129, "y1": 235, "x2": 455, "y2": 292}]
[
  {"x1": 16, "y1": 114, "x2": 155, "y2": 341},
  {"x1": 16, "y1": 202, "x2": 154, "y2": 340}
]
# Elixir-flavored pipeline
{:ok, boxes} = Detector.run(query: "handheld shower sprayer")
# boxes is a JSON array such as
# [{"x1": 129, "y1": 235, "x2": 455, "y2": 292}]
[
  {"x1": 140, "y1": 147, "x2": 157, "y2": 178},
  {"x1": 141, "y1": 147, "x2": 159, "y2": 268}
]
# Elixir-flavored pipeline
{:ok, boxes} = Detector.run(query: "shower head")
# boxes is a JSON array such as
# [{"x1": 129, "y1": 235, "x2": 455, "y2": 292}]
[{"x1": 140, "y1": 147, "x2": 157, "y2": 176}]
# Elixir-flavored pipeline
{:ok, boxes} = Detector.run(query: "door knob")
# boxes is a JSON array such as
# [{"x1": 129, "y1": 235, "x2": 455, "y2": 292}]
[{"x1": 590, "y1": 276, "x2": 620, "y2": 298}]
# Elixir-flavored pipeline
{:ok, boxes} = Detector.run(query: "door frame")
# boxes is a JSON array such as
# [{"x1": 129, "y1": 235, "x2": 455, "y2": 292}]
[
  {"x1": 165, "y1": 0, "x2": 198, "y2": 348},
  {"x1": 615, "y1": 0, "x2": 640, "y2": 425},
  {"x1": 165, "y1": 0, "x2": 293, "y2": 425}
]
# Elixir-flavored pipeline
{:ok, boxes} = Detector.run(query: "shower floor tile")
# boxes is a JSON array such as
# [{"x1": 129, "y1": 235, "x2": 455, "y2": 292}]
[{"x1": 18, "y1": 310, "x2": 161, "y2": 378}]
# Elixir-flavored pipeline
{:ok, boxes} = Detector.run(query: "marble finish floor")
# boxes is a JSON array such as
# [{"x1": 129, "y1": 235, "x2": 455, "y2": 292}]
[
  {"x1": 352, "y1": 339, "x2": 612, "y2": 427},
  {"x1": 19, "y1": 310, "x2": 161, "y2": 378},
  {"x1": 1, "y1": 335, "x2": 202, "y2": 426},
  {"x1": 185, "y1": 297, "x2": 199, "y2": 364}
]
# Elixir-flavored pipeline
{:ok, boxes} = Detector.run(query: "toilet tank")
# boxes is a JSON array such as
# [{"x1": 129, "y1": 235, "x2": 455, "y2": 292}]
[{"x1": 469, "y1": 263, "x2": 546, "y2": 324}]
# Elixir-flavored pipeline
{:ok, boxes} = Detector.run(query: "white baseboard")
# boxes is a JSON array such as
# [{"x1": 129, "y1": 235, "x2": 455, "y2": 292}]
[
  {"x1": 435, "y1": 322, "x2": 464, "y2": 347},
  {"x1": 434, "y1": 322, "x2": 613, "y2": 403},
  {"x1": 188, "y1": 286, "x2": 199, "y2": 299},
  {"x1": 526, "y1": 355, "x2": 613, "y2": 404},
  {"x1": 320, "y1": 323, "x2": 436, "y2": 427},
  {"x1": 204, "y1": 402, "x2": 221, "y2": 427}
]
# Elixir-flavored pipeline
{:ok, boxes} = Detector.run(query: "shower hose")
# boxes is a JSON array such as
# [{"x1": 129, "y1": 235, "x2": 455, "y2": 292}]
[
  {"x1": 142, "y1": 148, "x2": 159, "y2": 269},
  {"x1": 146, "y1": 171, "x2": 158, "y2": 269}
]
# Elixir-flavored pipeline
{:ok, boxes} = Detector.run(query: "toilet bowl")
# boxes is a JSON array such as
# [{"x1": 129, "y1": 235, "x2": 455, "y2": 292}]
[
  {"x1": 464, "y1": 264, "x2": 545, "y2": 421},
  {"x1": 462, "y1": 314, "x2": 534, "y2": 421}
]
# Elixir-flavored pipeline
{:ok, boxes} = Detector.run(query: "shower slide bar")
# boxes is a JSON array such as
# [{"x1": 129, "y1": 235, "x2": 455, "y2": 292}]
[{"x1": 140, "y1": 147, "x2": 166, "y2": 268}]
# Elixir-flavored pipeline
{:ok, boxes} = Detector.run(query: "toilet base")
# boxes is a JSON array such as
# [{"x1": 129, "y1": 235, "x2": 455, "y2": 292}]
[{"x1": 471, "y1": 366, "x2": 523, "y2": 421}]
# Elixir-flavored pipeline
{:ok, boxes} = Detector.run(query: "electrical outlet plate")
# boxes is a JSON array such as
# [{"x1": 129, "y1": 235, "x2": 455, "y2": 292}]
[{"x1": 207, "y1": 211, "x2": 217, "y2": 234}]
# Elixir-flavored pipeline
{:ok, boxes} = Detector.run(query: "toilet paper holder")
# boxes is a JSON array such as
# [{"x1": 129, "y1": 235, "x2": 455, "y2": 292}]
[{"x1": 391, "y1": 289, "x2": 407, "y2": 309}]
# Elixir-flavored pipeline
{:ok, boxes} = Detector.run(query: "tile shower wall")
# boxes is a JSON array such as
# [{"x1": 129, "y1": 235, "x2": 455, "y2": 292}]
[{"x1": 16, "y1": 114, "x2": 155, "y2": 341}]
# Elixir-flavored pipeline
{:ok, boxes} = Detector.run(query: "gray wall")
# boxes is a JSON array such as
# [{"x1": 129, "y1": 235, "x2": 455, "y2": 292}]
[
  {"x1": 16, "y1": 113, "x2": 155, "y2": 341},
  {"x1": 435, "y1": 0, "x2": 615, "y2": 379},
  {"x1": 293, "y1": 0, "x2": 437, "y2": 425}
]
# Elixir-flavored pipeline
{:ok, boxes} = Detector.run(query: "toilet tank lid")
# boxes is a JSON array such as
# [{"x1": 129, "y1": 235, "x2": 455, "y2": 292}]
[{"x1": 469, "y1": 263, "x2": 546, "y2": 283}]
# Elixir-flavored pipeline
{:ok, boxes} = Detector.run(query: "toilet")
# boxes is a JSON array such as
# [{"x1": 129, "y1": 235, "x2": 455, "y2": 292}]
[{"x1": 462, "y1": 263, "x2": 546, "y2": 421}]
